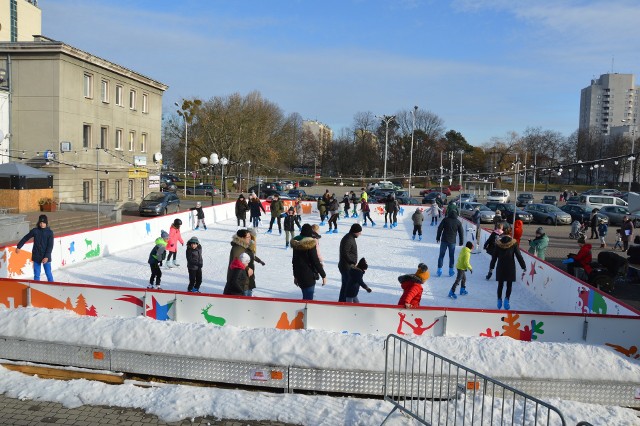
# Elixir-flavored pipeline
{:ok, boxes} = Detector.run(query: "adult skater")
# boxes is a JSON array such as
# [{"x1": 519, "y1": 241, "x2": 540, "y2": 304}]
[
  {"x1": 267, "y1": 193, "x2": 284, "y2": 234},
  {"x1": 436, "y1": 208, "x2": 464, "y2": 277},
  {"x1": 16, "y1": 214, "x2": 54, "y2": 282},
  {"x1": 190, "y1": 201, "x2": 206, "y2": 230},
  {"x1": 326, "y1": 194, "x2": 340, "y2": 234},
  {"x1": 487, "y1": 224, "x2": 527, "y2": 310},
  {"x1": 471, "y1": 206, "x2": 482, "y2": 248},
  {"x1": 360, "y1": 197, "x2": 375, "y2": 226},
  {"x1": 291, "y1": 224, "x2": 326, "y2": 300},
  {"x1": 349, "y1": 191, "x2": 359, "y2": 217},
  {"x1": 248, "y1": 193, "x2": 266, "y2": 228},
  {"x1": 340, "y1": 192, "x2": 351, "y2": 219},
  {"x1": 235, "y1": 194, "x2": 249, "y2": 227},
  {"x1": 338, "y1": 223, "x2": 362, "y2": 302},
  {"x1": 317, "y1": 194, "x2": 328, "y2": 225}
]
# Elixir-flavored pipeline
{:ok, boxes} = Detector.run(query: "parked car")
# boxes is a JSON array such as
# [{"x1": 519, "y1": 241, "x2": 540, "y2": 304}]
[
  {"x1": 486, "y1": 190, "x2": 510, "y2": 203},
  {"x1": 559, "y1": 204, "x2": 609, "y2": 225},
  {"x1": 160, "y1": 177, "x2": 177, "y2": 192},
  {"x1": 516, "y1": 193, "x2": 535, "y2": 207},
  {"x1": 565, "y1": 195, "x2": 581, "y2": 204},
  {"x1": 186, "y1": 184, "x2": 219, "y2": 196},
  {"x1": 371, "y1": 188, "x2": 396, "y2": 202},
  {"x1": 139, "y1": 192, "x2": 180, "y2": 216},
  {"x1": 161, "y1": 173, "x2": 181, "y2": 182},
  {"x1": 524, "y1": 203, "x2": 572, "y2": 225},
  {"x1": 266, "y1": 191, "x2": 293, "y2": 201},
  {"x1": 542, "y1": 195, "x2": 558, "y2": 206},
  {"x1": 458, "y1": 193, "x2": 477, "y2": 203},
  {"x1": 599, "y1": 189, "x2": 622, "y2": 197},
  {"x1": 298, "y1": 179, "x2": 314, "y2": 187},
  {"x1": 494, "y1": 203, "x2": 533, "y2": 224},
  {"x1": 597, "y1": 206, "x2": 640, "y2": 227},
  {"x1": 448, "y1": 184, "x2": 462, "y2": 191},
  {"x1": 279, "y1": 180, "x2": 295, "y2": 190},
  {"x1": 459, "y1": 202, "x2": 495, "y2": 223},
  {"x1": 288, "y1": 189, "x2": 308, "y2": 199},
  {"x1": 485, "y1": 201, "x2": 500, "y2": 211},
  {"x1": 248, "y1": 182, "x2": 284, "y2": 194},
  {"x1": 397, "y1": 197, "x2": 422, "y2": 206},
  {"x1": 420, "y1": 187, "x2": 452, "y2": 196},
  {"x1": 422, "y1": 192, "x2": 447, "y2": 205}
]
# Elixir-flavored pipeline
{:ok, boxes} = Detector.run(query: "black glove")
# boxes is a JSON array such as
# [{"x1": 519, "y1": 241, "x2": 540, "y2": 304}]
[
  {"x1": 159, "y1": 261, "x2": 163, "y2": 267},
  {"x1": 486, "y1": 270, "x2": 492, "y2": 280},
  {"x1": 366, "y1": 287, "x2": 372, "y2": 293},
  {"x1": 259, "y1": 260, "x2": 266, "y2": 266},
  {"x1": 469, "y1": 269, "x2": 473, "y2": 274}
]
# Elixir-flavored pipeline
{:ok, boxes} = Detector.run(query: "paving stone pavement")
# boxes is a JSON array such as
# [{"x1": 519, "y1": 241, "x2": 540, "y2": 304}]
[{"x1": 0, "y1": 394, "x2": 299, "y2": 426}]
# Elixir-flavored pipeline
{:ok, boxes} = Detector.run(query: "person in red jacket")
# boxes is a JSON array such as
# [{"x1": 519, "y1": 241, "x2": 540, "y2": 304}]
[
  {"x1": 398, "y1": 263, "x2": 430, "y2": 308},
  {"x1": 513, "y1": 219, "x2": 523, "y2": 246},
  {"x1": 563, "y1": 236, "x2": 592, "y2": 280}
]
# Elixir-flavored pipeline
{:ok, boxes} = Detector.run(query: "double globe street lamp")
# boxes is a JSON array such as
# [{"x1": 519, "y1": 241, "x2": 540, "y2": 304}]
[{"x1": 200, "y1": 153, "x2": 228, "y2": 205}]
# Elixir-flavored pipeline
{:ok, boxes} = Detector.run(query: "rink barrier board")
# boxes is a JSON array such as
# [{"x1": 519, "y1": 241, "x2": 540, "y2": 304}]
[
  {"x1": 2, "y1": 201, "x2": 638, "y2": 318},
  {"x1": 1, "y1": 279, "x2": 640, "y2": 351},
  {"x1": 0, "y1": 334, "x2": 638, "y2": 408}
]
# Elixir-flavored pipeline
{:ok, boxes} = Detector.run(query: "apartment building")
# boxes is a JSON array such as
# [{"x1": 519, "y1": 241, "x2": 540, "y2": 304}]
[
  {"x1": 0, "y1": 0, "x2": 41, "y2": 43},
  {"x1": 0, "y1": 37, "x2": 168, "y2": 203}
]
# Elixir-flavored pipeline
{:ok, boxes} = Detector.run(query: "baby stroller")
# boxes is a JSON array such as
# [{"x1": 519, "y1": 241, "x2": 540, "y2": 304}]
[
  {"x1": 587, "y1": 251, "x2": 627, "y2": 293},
  {"x1": 569, "y1": 220, "x2": 586, "y2": 240}
]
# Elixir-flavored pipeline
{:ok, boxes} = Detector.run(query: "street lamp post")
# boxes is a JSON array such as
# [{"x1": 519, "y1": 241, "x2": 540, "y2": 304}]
[
  {"x1": 175, "y1": 102, "x2": 188, "y2": 197},
  {"x1": 622, "y1": 120, "x2": 637, "y2": 191},
  {"x1": 408, "y1": 106, "x2": 418, "y2": 197},
  {"x1": 376, "y1": 114, "x2": 395, "y2": 182},
  {"x1": 220, "y1": 157, "x2": 228, "y2": 201},
  {"x1": 458, "y1": 150, "x2": 464, "y2": 189},
  {"x1": 201, "y1": 153, "x2": 220, "y2": 205}
]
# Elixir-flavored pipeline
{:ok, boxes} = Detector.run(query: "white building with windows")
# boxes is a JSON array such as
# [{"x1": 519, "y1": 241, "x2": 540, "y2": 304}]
[
  {"x1": 0, "y1": 36, "x2": 167, "y2": 203},
  {"x1": 0, "y1": 0, "x2": 41, "y2": 43},
  {"x1": 579, "y1": 73, "x2": 639, "y2": 137}
]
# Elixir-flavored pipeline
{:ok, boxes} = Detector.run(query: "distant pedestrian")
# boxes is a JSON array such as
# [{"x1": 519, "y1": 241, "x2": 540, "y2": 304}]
[
  {"x1": 16, "y1": 214, "x2": 54, "y2": 282},
  {"x1": 166, "y1": 218, "x2": 184, "y2": 268},
  {"x1": 185, "y1": 236, "x2": 203, "y2": 293},
  {"x1": 436, "y1": 208, "x2": 464, "y2": 277},
  {"x1": 398, "y1": 263, "x2": 430, "y2": 309},
  {"x1": 448, "y1": 241, "x2": 473, "y2": 299},
  {"x1": 614, "y1": 229, "x2": 623, "y2": 250},
  {"x1": 597, "y1": 219, "x2": 608, "y2": 248},
  {"x1": 528, "y1": 227, "x2": 549, "y2": 260},
  {"x1": 338, "y1": 224, "x2": 362, "y2": 302},
  {"x1": 621, "y1": 216, "x2": 635, "y2": 251},
  {"x1": 235, "y1": 194, "x2": 249, "y2": 227},
  {"x1": 411, "y1": 208, "x2": 424, "y2": 240},
  {"x1": 345, "y1": 258, "x2": 372, "y2": 303},
  {"x1": 248, "y1": 193, "x2": 266, "y2": 228},
  {"x1": 562, "y1": 236, "x2": 592, "y2": 280},
  {"x1": 590, "y1": 209, "x2": 600, "y2": 239},
  {"x1": 487, "y1": 224, "x2": 527, "y2": 310},
  {"x1": 147, "y1": 230, "x2": 169, "y2": 289},
  {"x1": 291, "y1": 224, "x2": 326, "y2": 300},
  {"x1": 190, "y1": 201, "x2": 206, "y2": 230}
]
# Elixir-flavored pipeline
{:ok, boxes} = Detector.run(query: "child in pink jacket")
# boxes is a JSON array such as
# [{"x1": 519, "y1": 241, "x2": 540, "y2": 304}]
[{"x1": 166, "y1": 218, "x2": 184, "y2": 268}]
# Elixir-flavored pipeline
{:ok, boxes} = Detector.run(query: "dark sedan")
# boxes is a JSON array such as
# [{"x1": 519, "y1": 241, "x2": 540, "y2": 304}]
[
  {"x1": 298, "y1": 179, "x2": 315, "y2": 187},
  {"x1": 494, "y1": 203, "x2": 534, "y2": 224},
  {"x1": 139, "y1": 192, "x2": 180, "y2": 216},
  {"x1": 559, "y1": 204, "x2": 609, "y2": 225},
  {"x1": 516, "y1": 193, "x2": 535, "y2": 207},
  {"x1": 422, "y1": 192, "x2": 447, "y2": 205},
  {"x1": 524, "y1": 203, "x2": 572, "y2": 225},
  {"x1": 542, "y1": 195, "x2": 558, "y2": 206},
  {"x1": 598, "y1": 206, "x2": 640, "y2": 227}
]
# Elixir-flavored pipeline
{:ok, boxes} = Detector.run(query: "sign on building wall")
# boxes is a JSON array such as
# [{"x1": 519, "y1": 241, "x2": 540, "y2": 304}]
[
  {"x1": 128, "y1": 168, "x2": 148, "y2": 178},
  {"x1": 148, "y1": 175, "x2": 160, "y2": 189},
  {"x1": 134, "y1": 156, "x2": 147, "y2": 166}
]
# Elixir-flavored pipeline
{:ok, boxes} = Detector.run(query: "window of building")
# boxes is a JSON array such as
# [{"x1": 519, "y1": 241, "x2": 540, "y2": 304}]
[
  {"x1": 140, "y1": 178, "x2": 147, "y2": 198},
  {"x1": 83, "y1": 73, "x2": 93, "y2": 98},
  {"x1": 115, "y1": 85, "x2": 123, "y2": 106},
  {"x1": 129, "y1": 131, "x2": 135, "y2": 151},
  {"x1": 83, "y1": 180, "x2": 91, "y2": 203},
  {"x1": 100, "y1": 80, "x2": 109, "y2": 103},
  {"x1": 128, "y1": 179, "x2": 134, "y2": 200},
  {"x1": 140, "y1": 133, "x2": 147, "y2": 152},
  {"x1": 129, "y1": 89, "x2": 136, "y2": 110},
  {"x1": 115, "y1": 129, "x2": 123, "y2": 150},
  {"x1": 142, "y1": 93, "x2": 148, "y2": 113},
  {"x1": 100, "y1": 126, "x2": 108, "y2": 149},
  {"x1": 115, "y1": 179, "x2": 121, "y2": 201},
  {"x1": 83, "y1": 124, "x2": 92, "y2": 148},
  {"x1": 99, "y1": 180, "x2": 107, "y2": 202}
]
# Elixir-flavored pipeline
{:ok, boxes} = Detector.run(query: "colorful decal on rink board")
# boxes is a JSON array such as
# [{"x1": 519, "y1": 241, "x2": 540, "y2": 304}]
[
  {"x1": 276, "y1": 311, "x2": 304, "y2": 329},
  {"x1": 397, "y1": 312, "x2": 439, "y2": 336},
  {"x1": 84, "y1": 244, "x2": 101, "y2": 259},
  {"x1": 577, "y1": 287, "x2": 607, "y2": 315},
  {"x1": 605, "y1": 343, "x2": 640, "y2": 360},
  {"x1": 1, "y1": 247, "x2": 32, "y2": 278},
  {"x1": 116, "y1": 294, "x2": 173, "y2": 321},
  {"x1": 201, "y1": 304, "x2": 226, "y2": 326},
  {"x1": 480, "y1": 312, "x2": 544, "y2": 342},
  {"x1": 0, "y1": 279, "x2": 98, "y2": 315},
  {"x1": 146, "y1": 222, "x2": 151, "y2": 236}
]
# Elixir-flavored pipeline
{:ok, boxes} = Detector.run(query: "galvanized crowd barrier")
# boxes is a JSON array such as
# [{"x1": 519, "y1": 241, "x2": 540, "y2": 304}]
[{"x1": 382, "y1": 334, "x2": 567, "y2": 425}]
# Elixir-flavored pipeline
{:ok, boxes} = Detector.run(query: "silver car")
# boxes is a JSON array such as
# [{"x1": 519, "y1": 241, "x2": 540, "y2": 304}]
[
  {"x1": 459, "y1": 202, "x2": 495, "y2": 223},
  {"x1": 524, "y1": 203, "x2": 572, "y2": 225},
  {"x1": 459, "y1": 193, "x2": 477, "y2": 203},
  {"x1": 598, "y1": 206, "x2": 640, "y2": 226}
]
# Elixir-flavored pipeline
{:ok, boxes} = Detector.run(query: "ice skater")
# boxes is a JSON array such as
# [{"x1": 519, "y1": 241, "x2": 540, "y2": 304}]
[
  {"x1": 267, "y1": 193, "x2": 284, "y2": 234},
  {"x1": 15, "y1": 214, "x2": 55, "y2": 282},
  {"x1": 326, "y1": 194, "x2": 340, "y2": 234},
  {"x1": 487, "y1": 224, "x2": 527, "y2": 310},
  {"x1": 360, "y1": 197, "x2": 375, "y2": 226},
  {"x1": 235, "y1": 194, "x2": 249, "y2": 227},
  {"x1": 340, "y1": 192, "x2": 351, "y2": 219},
  {"x1": 411, "y1": 208, "x2": 424, "y2": 240},
  {"x1": 448, "y1": 241, "x2": 473, "y2": 299},
  {"x1": 166, "y1": 219, "x2": 184, "y2": 268},
  {"x1": 283, "y1": 207, "x2": 301, "y2": 249},
  {"x1": 248, "y1": 193, "x2": 266, "y2": 228},
  {"x1": 345, "y1": 258, "x2": 372, "y2": 303},
  {"x1": 190, "y1": 201, "x2": 206, "y2": 230},
  {"x1": 349, "y1": 191, "x2": 359, "y2": 218},
  {"x1": 428, "y1": 202, "x2": 441, "y2": 226},
  {"x1": 186, "y1": 236, "x2": 203, "y2": 293},
  {"x1": 436, "y1": 208, "x2": 464, "y2": 277},
  {"x1": 148, "y1": 230, "x2": 169, "y2": 289},
  {"x1": 398, "y1": 263, "x2": 430, "y2": 309}
]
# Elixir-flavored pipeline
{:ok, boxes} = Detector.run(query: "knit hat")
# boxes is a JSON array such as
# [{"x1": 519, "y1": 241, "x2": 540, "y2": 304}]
[
  {"x1": 357, "y1": 258, "x2": 368, "y2": 271},
  {"x1": 300, "y1": 223, "x2": 314, "y2": 237},
  {"x1": 288, "y1": 206, "x2": 295, "y2": 212},
  {"x1": 415, "y1": 263, "x2": 429, "y2": 282},
  {"x1": 160, "y1": 230, "x2": 169, "y2": 239},
  {"x1": 38, "y1": 214, "x2": 48, "y2": 225},
  {"x1": 237, "y1": 229, "x2": 248, "y2": 238},
  {"x1": 187, "y1": 236, "x2": 200, "y2": 244},
  {"x1": 536, "y1": 227, "x2": 544, "y2": 235},
  {"x1": 350, "y1": 223, "x2": 363, "y2": 234},
  {"x1": 577, "y1": 236, "x2": 586, "y2": 244},
  {"x1": 196, "y1": 201, "x2": 202, "y2": 207},
  {"x1": 238, "y1": 194, "x2": 245, "y2": 199},
  {"x1": 239, "y1": 253, "x2": 251, "y2": 265}
]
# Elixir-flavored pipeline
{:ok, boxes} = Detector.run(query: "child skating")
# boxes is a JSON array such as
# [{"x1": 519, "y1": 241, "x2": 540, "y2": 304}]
[
  {"x1": 186, "y1": 236, "x2": 203, "y2": 293},
  {"x1": 345, "y1": 258, "x2": 372, "y2": 303},
  {"x1": 448, "y1": 241, "x2": 473, "y2": 299},
  {"x1": 190, "y1": 202, "x2": 206, "y2": 230},
  {"x1": 428, "y1": 202, "x2": 441, "y2": 226},
  {"x1": 166, "y1": 218, "x2": 184, "y2": 268},
  {"x1": 360, "y1": 197, "x2": 375, "y2": 226},
  {"x1": 148, "y1": 230, "x2": 169, "y2": 289},
  {"x1": 283, "y1": 207, "x2": 301, "y2": 248},
  {"x1": 411, "y1": 208, "x2": 424, "y2": 240}
]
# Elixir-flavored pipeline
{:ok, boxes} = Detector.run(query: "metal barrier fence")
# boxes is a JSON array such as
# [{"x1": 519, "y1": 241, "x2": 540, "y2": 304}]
[{"x1": 382, "y1": 334, "x2": 567, "y2": 425}]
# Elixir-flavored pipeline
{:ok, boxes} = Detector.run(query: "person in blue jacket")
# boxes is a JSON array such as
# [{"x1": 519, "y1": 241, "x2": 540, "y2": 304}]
[{"x1": 16, "y1": 214, "x2": 55, "y2": 282}]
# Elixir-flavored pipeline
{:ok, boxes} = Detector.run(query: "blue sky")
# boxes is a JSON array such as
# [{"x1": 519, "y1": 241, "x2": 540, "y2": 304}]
[{"x1": 41, "y1": 0, "x2": 640, "y2": 145}]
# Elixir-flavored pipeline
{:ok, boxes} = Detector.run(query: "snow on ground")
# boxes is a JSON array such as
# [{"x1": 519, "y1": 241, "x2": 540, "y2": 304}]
[
  {"x1": 55, "y1": 208, "x2": 550, "y2": 311},
  {"x1": 0, "y1": 308, "x2": 639, "y2": 425}
]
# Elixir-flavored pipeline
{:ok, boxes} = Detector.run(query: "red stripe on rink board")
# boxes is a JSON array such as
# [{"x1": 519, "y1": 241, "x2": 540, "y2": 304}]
[{"x1": 4, "y1": 278, "x2": 639, "y2": 319}]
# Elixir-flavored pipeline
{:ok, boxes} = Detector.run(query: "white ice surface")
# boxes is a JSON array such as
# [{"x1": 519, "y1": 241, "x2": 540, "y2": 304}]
[{"x1": 55, "y1": 210, "x2": 550, "y2": 311}]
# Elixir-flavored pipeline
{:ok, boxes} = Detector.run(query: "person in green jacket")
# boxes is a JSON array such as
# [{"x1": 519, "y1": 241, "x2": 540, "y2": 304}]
[
  {"x1": 317, "y1": 195, "x2": 327, "y2": 225},
  {"x1": 528, "y1": 227, "x2": 549, "y2": 260},
  {"x1": 148, "y1": 230, "x2": 169, "y2": 289},
  {"x1": 448, "y1": 241, "x2": 473, "y2": 299},
  {"x1": 267, "y1": 194, "x2": 284, "y2": 234}
]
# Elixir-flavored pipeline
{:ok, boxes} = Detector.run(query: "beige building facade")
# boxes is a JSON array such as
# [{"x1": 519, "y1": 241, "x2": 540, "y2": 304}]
[
  {"x1": 0, "y1": 0, "x2": 41, "y2": 42},
  {"x1": 0, "y1": 37, "x2": 168, "y2": 203}
]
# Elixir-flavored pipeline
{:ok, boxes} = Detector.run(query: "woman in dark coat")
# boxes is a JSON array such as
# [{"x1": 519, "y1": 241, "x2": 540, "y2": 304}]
[
  {"x1": 291, "y1": 224, "x2": 327, "y2": 300},
  {"x1": 487, "y1": 224, "x2": 526, "y2": 311},
  {"x1": 235, "y1": 194, "x2": 249, "y2": 227},
  {"x1": 248, "y1": 194, "x2": 266, "y2": 228}
]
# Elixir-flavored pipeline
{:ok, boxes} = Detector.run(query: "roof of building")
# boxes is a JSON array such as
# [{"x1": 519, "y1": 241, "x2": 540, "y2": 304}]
[
  {"x1": 0, "y1": 162, "x2": 52, "y2": 177},
  {"x1": 0, "y1": 36, "x2": 168, "y2": 91}
]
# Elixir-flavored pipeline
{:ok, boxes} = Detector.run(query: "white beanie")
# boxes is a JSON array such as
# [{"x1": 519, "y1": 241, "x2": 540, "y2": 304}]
[{"x1": 239, "y1": 253, "x2": 251, "y2": 265}]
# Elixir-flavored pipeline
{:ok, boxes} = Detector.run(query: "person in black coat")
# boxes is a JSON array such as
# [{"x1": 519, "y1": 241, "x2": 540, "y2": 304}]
[
  {"x1": 235, "y1": 194, "x2": 249, "y2": 227},
  {"x1": 483, "y1": 222, "x2": 504, "y2": 256},
  {"x1": 224, "y1": 253, "x2": 252, "y2": 296},
  {"x1": 338, "y1": 223, "x2": 362, "y2": 301},
  {"x1": 291, "y1": 224, "x2": 326, "y2": 300},
  {"x1": 16, "y1": 214, "x2": 55, "y2": 282},
  {"x1": 345, "y1": 258, "x2": 372, "y2": 303},
  {"x1": 435, "y1": 208, "x2": 464, "y2": 277},
  {"x1": 248, "y1": 194, "x2": 266, "y2": 228},
  {"x1": 186, "y1": 236, "x2": 203, "y2": 292},
  {"x1": 589, "y1": 209, "x2": 600, "y2": 240},
  {"x1": 487, "y1": 224, "x2": 527, "y2": 310}
]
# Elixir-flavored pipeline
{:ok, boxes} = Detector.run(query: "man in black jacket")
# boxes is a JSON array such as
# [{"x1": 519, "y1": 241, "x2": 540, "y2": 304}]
[
  {"x1": 436, "y1": 208, "x2": 464, "y2": 277},
  {"x1": 16, "y1": 214, "x2": 55, "y2": 282},
  {"x1": 338, "y1": 223, "x2": 362, "y2": 301}
]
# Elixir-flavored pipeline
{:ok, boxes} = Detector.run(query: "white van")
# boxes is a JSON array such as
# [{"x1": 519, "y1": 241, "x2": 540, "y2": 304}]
[
  {"x1": 578, "y1": 195, "x2": 627, "y2": 209},
  {"x1": 487, "y1": 190, "x2": 510, "y2": 203}
]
